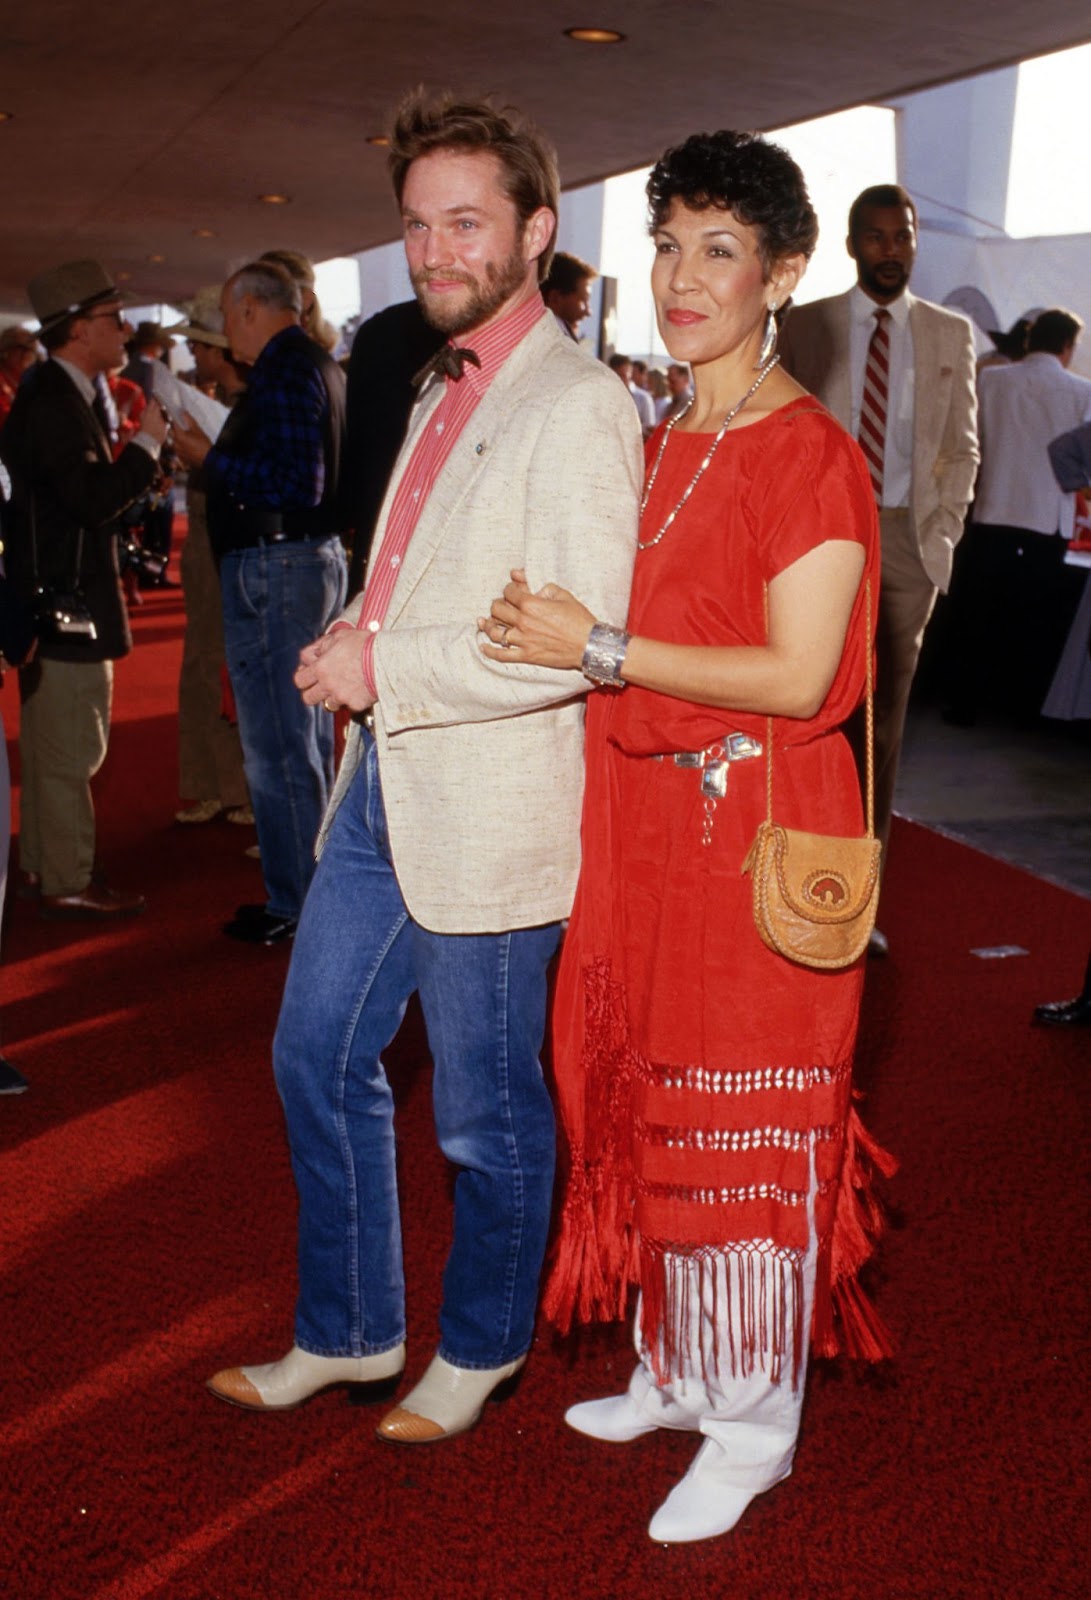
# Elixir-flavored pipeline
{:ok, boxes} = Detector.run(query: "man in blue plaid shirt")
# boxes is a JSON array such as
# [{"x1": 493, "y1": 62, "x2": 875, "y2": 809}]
[{"x1": 172, "y1": 259, "x2": 348, "y2": 944}]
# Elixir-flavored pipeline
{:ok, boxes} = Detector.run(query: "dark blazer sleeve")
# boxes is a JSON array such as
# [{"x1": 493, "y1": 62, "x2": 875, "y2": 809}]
[
  {"x1": 14, "y1": 365, "x2": 156, "y2": 530},
  {"x1": 343, "y1": 301, "x2": 445, "y2": 595}
]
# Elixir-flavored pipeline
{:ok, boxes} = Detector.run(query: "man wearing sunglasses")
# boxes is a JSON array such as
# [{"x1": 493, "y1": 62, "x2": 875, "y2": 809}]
[{"x1": 0, "y1": 259, "x2": 168, "y2": 919}]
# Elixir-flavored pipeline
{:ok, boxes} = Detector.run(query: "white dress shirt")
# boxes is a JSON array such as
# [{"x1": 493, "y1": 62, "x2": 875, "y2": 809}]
[
  {"x1": 974, "y1": 351, "x2": 1091, "y2": 539},
  {"x1": 848, "y1": 285, "x2": 914, "y2": 509}
]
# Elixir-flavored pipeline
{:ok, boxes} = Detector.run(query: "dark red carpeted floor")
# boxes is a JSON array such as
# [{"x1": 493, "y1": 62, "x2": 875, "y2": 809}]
[{"x1": 0, "y1": 562, "x2": 1088, "y2": 1600}]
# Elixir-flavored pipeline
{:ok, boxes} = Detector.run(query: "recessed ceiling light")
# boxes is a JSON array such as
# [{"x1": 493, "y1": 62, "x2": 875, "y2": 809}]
[
  {"x1": 258, "y1": 192, "x2": 291, "y2": 205},
  {"x1": 115, "y1": 271, "x2": 132, "y2": 282},
  {"x1": 366, "y1": 134, "x2": 390, "y2": 147},
  {"x1": 0, "y1": 110, "x2": 14, "y2": 122},
  {"x1": 192, "y1": 227, "x2": 217, "y2": 239},
  {"x1": 564, "y1": 26, "x2": 625, "y2": 44},
  {"x1": 147, "y1": 253, "x2": 166, "y2": 264}
]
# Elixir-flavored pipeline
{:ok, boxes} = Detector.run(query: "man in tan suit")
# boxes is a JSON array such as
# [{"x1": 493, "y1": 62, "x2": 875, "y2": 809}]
[
  {"x1": 208, "y1": 92, "x2": 640, "y2": 1437},
  {"x1": 778, "y1": 183, "x2": 978, "y2": 953}
]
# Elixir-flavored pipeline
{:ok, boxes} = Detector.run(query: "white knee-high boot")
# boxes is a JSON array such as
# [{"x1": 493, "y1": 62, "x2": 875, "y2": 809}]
[{"x1": 646, "y1": 1148, "x2": 819, "y2": 1543}]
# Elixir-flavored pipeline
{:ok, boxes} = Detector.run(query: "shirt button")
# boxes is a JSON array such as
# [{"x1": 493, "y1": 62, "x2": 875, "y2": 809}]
[
  {"x1": 390, "y1": 555, "x2": 401, "y2": 568},
  {"x1": 367, "y1": 619, "x2": 380, "y2": 633},
  {"x1": 435, "y1": 422, "x2": 444, "y2": 434}
]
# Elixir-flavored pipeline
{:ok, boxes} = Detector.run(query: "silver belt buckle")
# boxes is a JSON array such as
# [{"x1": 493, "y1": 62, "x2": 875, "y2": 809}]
[
  {"x1": 701, "y1": 759, "x2": 728, "y2": 798},
  {"x1": 724, "y1": 733, "x2": 763, "y2": 761},
  {"x1": 662, "y1": 734, "x2": 763, "y2": 797}
]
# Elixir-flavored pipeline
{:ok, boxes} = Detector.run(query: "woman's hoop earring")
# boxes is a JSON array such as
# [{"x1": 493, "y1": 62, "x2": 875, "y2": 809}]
[{"x1": 756, "y1": 302, "x2": 778, "y2": 368}]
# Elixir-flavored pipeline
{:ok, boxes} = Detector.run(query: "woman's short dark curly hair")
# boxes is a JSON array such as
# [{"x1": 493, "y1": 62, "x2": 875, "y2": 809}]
[{"x1": 647, "y1": 130, "x2": 818, "y2": 277}]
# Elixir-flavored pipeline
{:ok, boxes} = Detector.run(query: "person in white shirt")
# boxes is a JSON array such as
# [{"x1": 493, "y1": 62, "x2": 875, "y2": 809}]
[
  {"x1": 947, "y1": 309, "x2": 1091, "y2": 724},
  {"x1": 778, "y1": 183, "x2": 978, "y2": 954}
]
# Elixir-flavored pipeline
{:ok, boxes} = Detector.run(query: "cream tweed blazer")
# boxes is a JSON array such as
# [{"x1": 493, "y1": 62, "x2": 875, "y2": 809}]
[{"x1": 319, "y1": 310, "x2": 641, "y2": 933}]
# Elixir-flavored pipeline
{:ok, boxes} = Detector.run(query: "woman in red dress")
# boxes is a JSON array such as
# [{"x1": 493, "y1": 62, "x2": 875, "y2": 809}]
[{"x1": 480, "y1": 129, "x2": 891, "y2": 1543}]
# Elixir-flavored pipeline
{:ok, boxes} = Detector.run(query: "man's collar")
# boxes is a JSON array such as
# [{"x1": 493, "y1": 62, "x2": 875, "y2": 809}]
[
  {"x1": 851, "y1": 283, "x2": 913, "y2": 328},
  {"x1": 252, "y1": 320, "x2": 304, "y2": 369},
  {"x1": 451, "y1": 292, "x2": 545, "y2": 396},
  {"x1": 51, "y1": 355, "x2": 95, "y2": 404}
]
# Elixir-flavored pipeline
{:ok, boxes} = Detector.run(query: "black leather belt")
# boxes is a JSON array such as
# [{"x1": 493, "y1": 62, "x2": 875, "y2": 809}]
[{"x1": 217, "y1": 528, "x2": 340, "y2": 553}]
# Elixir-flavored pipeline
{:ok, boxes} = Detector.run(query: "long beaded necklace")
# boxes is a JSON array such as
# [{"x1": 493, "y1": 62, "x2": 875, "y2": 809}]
[{"x1": 638, "y1": 354, "x2": 780, "y2": 551}]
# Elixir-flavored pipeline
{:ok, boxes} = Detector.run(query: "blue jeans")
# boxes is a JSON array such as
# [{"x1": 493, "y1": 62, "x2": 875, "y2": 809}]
[
  {"x1": 220, "y1": 537, "x2": 347, "y2": 919},
  {"x1": 273, "y1": 737, "x2": 561, "y2": 1368}
]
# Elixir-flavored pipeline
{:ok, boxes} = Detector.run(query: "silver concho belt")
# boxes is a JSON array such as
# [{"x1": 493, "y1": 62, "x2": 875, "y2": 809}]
[{"x1": 650, "y1": 733, "x2": 764, "y2": 845}]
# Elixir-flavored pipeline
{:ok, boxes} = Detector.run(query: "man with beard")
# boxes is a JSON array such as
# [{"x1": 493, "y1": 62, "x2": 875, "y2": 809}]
[
  {"x1": 207, "y1": 90, "x2": 640, "y2": 1444},
  {"x1": 778, "y1": 184, "x2": 978, "y2": 954}
]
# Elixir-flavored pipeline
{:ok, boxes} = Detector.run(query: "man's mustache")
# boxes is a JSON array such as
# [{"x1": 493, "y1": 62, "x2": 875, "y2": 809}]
[{"x1": 412, "y1": 269, "x2": 476, "y2": 290}]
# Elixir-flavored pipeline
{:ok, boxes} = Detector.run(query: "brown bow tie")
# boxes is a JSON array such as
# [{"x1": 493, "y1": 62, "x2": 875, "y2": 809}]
[{"x1": 413, "y1": 344, "x2": 481, "y2": 387}]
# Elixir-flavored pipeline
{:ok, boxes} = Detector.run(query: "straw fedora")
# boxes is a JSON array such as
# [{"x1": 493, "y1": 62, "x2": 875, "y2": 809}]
[{"x1": 166, "y1": 285, "x2": 230, "y2": 349}]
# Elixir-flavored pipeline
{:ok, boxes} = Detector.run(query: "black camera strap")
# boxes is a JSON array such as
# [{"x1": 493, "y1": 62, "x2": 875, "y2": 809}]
[{"x1": 27, "y1": 489, "x2": 85, "y2": 593}]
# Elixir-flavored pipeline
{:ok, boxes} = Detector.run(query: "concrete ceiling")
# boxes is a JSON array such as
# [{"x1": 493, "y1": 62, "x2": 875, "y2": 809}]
[{"x1": 1, "y1": 1, "x2": 1088, "y2": 316}]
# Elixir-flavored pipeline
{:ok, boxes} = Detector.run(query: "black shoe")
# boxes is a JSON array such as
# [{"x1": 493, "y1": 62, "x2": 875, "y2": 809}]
[
  {"x1": 0, "y1": 1057, "x2": 29, "y2": 1094},
  {"x1": 231, "y1": 902, "x2": 270, "y2": 923},
  {"x1": 224, "y1": 909, "x2": 297, "y2": 945},
  {"x1": 1032, "y1": 993, "x2": 1091, "y2": 1027},
  {"x1": 868, "y1": 928, "x2": 889, "y2": 959}
]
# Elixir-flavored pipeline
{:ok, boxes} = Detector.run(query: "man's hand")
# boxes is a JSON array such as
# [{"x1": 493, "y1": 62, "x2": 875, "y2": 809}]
[
  {"x1": 295, "y1": 628, "x2": 374, "y2": 711},
  {"x1": 169, "y1": 409, "x2": 211, "y2": 469}
]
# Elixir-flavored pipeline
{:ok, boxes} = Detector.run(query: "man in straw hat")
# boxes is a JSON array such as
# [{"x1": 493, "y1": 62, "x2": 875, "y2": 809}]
[{"x1": 0, "y1": 258, "x2": 168, "y2": 918}]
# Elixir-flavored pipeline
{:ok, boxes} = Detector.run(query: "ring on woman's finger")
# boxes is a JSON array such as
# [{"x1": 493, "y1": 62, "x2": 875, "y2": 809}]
[{"x1": 499, "y1": 624, "x2": 512, "y2": 648}]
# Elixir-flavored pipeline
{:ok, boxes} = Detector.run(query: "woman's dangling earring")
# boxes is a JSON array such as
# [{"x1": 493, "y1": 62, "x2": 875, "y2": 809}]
[{"x1": 756, "y1": 301, "x2": 778, "y2": 368}]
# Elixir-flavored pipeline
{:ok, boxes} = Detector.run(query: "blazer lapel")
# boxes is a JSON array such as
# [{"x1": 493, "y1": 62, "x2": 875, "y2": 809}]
[
  {"x1": 908, "y1": 300, "x2": 939, "y2": 485},
  {"x1": 50, "y1": 362, "x2": 113, "y2": 461}
]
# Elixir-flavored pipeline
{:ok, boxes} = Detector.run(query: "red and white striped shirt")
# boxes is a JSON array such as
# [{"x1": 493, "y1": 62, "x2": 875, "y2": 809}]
[{"x1": 351, "y1": 292, "x2": 545, "y2": 698}]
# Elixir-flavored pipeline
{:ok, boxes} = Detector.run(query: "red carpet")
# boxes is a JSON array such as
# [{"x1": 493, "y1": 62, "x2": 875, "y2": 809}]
[{"x1": 1, "y1": 573, "x2": 1087, "y2": 1600}]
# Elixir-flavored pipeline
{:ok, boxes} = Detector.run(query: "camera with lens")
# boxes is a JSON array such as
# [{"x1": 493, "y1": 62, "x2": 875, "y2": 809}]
[{"x1": 32, "y1": 584, "x2": 98, "y2": 643}]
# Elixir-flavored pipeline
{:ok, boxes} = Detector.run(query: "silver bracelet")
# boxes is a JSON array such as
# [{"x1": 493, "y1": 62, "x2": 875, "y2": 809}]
[{"x1": 581, "y1": 622, "x2": 630, "y2": 687}]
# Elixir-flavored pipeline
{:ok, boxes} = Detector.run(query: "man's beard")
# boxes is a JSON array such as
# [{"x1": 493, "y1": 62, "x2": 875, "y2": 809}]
[
  {"x1": 412, "y1": 245, "x2": 528, "y2": 336},
  {"x1": 858, "y1": 258, "x2": 910, "y2": 302}
]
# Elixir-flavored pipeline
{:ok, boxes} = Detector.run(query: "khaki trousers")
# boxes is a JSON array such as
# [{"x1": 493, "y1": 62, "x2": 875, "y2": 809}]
[
  {"x1": 871, "y1": 507, "x2": 937, "y2": 856},
  {"x1": 19, "y1": 656, "x2": 112, "y2": 895},
  {"x1": 177, "y1": 491, "x2": 248, "y2": 808}
]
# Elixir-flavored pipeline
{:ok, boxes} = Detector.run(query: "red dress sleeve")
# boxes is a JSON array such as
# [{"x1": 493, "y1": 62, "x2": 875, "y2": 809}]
[{"x1": 749, "y1": 401, "x2": 876, "y2": 583}]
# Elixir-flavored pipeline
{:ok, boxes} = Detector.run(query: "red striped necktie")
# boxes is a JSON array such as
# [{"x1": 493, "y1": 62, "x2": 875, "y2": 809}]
[{"x1": 858, "y1": 307, "x2": 891, "y2": 502}]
